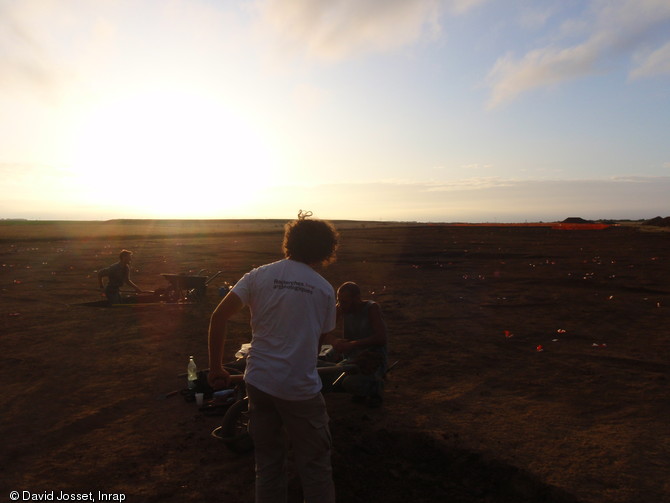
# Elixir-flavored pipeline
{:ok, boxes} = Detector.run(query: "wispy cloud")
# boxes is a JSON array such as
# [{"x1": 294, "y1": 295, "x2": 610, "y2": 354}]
[
  {"x1": 255, "y1": 176, "x2": 670, "y2": 222},
  {"x1": 0, "y1": 3, "x2": 63, "y2": 100},
  {"x1": 460, "y1": 163, "x2": 494, "y2": 170},
  {"x1": 518, "y1": 5, "x2": 560, "y2": 31},
  {"x1": 486, "y1": 0, "x2": 670, "y2": 107},
  {"x1": 255, "y1": 0, "x2": 441, "y2": 61},
  {"x1": 3, "y1": 161, "x2": 668, "y2": 221},
  {"x1": 423, "y1": 177, "x2": 511, "y2": 191},
  {"x1": 486, "y1": 44, "x2": 599, "y2": 108},
  {"x1": 449, "y1": 0, "x2": 489, "y2": 15},
  {"x1": 254, "y1": 0, "x2": 487, "y2": 61},
  {"x1": 0, "y1": 1, "x2": 251, "y2": 102},
  {"x1": 630, "y1": 41, "x2": 670, "y2": 79}
]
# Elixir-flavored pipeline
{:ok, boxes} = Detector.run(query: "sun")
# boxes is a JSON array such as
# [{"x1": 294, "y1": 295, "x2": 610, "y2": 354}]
[{"x1": 68, "y1": 90, "x2": 278, "y2": 217}]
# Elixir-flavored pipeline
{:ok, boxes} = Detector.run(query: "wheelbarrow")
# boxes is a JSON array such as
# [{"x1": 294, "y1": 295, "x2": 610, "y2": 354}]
[{"x1": 159, "y1": 270, "x2": 222, "y2": 302}]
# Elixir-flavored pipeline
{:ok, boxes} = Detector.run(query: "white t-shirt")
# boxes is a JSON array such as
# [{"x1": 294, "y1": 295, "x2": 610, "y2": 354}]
[{"x1": 232, "y1": 259, "x2": 336, "y2": 400}]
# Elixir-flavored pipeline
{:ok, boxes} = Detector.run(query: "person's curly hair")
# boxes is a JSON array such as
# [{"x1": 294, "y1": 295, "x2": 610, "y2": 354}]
[{"x1": 282, "y1": 211, "x2": 339, "y2": 265}]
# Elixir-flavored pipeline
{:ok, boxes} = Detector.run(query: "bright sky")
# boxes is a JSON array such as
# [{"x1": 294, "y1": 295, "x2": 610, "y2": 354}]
[{"x1": 1, "y1": 0, "x2": 669, "y2": 222}]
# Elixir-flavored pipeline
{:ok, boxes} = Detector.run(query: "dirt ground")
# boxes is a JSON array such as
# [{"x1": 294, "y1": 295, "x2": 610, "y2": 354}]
[{"x1": 1, "y1": 220, "x2": 668, "y2": 503}]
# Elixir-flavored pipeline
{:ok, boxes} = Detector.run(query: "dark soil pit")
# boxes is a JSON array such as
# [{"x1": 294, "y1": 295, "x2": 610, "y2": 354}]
[{"x1": 328, "y1": 422, "x2": 581, "y2": 503}]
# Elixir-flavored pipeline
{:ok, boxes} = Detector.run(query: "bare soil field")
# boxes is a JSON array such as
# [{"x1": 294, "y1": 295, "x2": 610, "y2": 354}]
[{"x1": 1, "y1": 220, "x2": 668, "y2": 503}]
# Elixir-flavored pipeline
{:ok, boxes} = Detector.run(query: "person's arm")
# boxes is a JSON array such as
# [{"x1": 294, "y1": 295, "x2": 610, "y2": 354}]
[
  {"x1": 97, "y1": 269, "x2": 107, "y2": 289},
  {"x1": 320, "y1": 295, "x2": 341, "y2": 347},
  {"x1": 333, "y1": 303, "x2": 387, "y2": 353},
  {"x1": 122, "y1": 265, "x2": 143, "y2": 293},
  {"x1": 335, "y1": 301, "x2": 343, "y2": 321},
  {"x1": 126, "y1": 278, "x2": 143, "y2": 293},
  {"x1": 320, "y1": 330, "x2": 341, "y2": 347},
  {"x1": 208, "y1": 291, "x2": 244, "y2": 389}
]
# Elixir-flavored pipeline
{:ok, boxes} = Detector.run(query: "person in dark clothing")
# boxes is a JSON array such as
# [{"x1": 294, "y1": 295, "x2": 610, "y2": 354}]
[
  {"x1": 97, "y1": 249, "x2": 144, "y2": 304},
  {"x1": 327, "y1": 281, "x2": 388, "y2": 407}
]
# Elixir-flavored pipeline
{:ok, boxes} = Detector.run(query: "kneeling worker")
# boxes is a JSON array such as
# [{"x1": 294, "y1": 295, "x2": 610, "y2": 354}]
[
  {"x1": 328, "y1": 281, "x2": 388, "y2": 407},
  {"x1": 97, "y1": 249, "x2": 144, "y2": 304}
]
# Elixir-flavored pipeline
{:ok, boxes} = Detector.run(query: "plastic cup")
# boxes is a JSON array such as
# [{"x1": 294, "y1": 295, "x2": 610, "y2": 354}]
[{"x1": 195, "y1": 393, "x2": 204, "y2": 406}]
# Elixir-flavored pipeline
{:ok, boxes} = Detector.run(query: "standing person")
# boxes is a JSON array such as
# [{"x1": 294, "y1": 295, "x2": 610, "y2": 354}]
[
  {"x1": 97, "y1": 249, "x2": 144, "y2": 304},
  {"x1": 328, "y1": 282, "x2": 388, "y2": 407},
  {"x1": 208, "y1": 211, "x2": 339, "y2": 503}
]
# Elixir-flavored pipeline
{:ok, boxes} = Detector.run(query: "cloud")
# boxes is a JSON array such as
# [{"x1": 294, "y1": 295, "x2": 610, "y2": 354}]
[
  {"x1": 630, "y1": 41, "x2": 670, "y2": 78},
  {"x1": 4, "y1": 163, "x2": 668, "y2": 221},
  {"x1": 254, "y1": 0, "x2": 485, "y2": 61},
  {"x1": 518, "y1": 6, "x2": 559, "y2": 31},
  {"x1": 252, "y1": 176, "x2": 670, "y2": 222},
  {"x1": 460, "y1": 163, "x2": 494, "y2": 170},
  {"x1": 256, "y1": 0, "x2": 440, "y2": 61},
  {"x1": 0, "y1": 3, "x2": 62, "y2": 100},
  {"x1": 449, "y1": 0, "x2": 489, "y2": 15},
  {"x1": 424, "y1": 176, "x2": 510, "y2": 190},
  {"x1": 486, "y1": 0, "x2": 670, "y2": 107},
  {"x1": 486, "y1": 45, "x2": 598, "y2": 107},
  {"x1": 0, "y1": 1, "x2": 253, "y2": 103}
]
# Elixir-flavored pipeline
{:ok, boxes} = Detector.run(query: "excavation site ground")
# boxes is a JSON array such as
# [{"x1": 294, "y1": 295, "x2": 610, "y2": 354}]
[{"x1": 1, "y1": 220, "x2": 668, "y2": 502}]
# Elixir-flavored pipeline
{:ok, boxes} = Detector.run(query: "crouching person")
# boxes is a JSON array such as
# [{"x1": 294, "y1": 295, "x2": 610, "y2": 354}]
[
  {"x1": 326, "y1": 281, "x2": 388, "y2": 408},
  {"x1": 97, "y1": 249, "x2": 144, "y2": 305}
]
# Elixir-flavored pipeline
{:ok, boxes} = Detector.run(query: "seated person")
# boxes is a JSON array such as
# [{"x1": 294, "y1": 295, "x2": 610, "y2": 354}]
[
  {"x1": 323, "y1": 281, "x2": 388, "y2": 407},
  {"x1": 97, "y1": 249, "x2": 144, "y2": 304}
]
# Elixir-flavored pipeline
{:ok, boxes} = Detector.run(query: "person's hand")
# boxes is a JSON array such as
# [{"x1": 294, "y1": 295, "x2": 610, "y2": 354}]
[
  {"x1": 332, "y1": 339, "x2": 355, "y2": 353},
  {"x1": 208, "y1": 367, "x2": 231, "y2": 390}
]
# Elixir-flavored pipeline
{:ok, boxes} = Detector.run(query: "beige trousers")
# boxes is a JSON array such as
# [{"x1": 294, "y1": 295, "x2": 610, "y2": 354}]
[{"x1": 246, "y1": 384, "x2": 336, "y2": 503}]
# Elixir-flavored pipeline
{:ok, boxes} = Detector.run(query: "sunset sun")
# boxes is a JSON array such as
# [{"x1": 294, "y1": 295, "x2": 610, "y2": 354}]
[{"x1": 69, "y1": 90, "x2": 277, "y2": 217}]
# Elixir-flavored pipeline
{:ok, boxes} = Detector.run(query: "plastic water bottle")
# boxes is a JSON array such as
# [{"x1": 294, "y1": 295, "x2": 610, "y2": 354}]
[
  {"x1": 235, "y1": 343, "x2": 251, "y2": 359},
  {"x1": 187, "y1": 356, "x2": 198, "y2": 389}
]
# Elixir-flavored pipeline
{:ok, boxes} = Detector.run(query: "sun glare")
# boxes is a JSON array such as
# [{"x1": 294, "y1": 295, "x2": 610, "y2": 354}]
[{"x1": 68, "y1": 91, "x2": 277, "y2": 217}]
